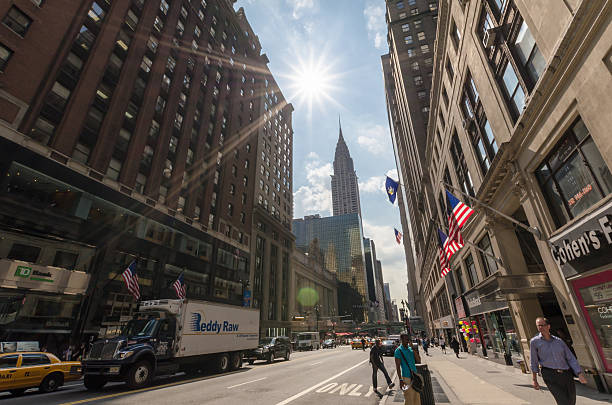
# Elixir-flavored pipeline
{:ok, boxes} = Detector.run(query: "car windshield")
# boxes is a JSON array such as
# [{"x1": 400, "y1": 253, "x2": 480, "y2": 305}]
[
  {"x1": 123, "y1": 315, "x2": 160, "y2": 337},
  {"x1": 324, "y1": 339, "x2": 332, "y2": 343},
  {"x1": 259, "y1": 337, "x2": 274, "y2": 345},
  {"x1": 383, "y1": 340, "x2": 395, "y2": 345}
]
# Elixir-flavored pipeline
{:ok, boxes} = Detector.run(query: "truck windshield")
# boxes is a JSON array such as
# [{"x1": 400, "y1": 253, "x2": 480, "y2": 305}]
[
  {"x1": 123, "y1": 317, "x2": 160, "y2": 337},
  {"x1": 297, "y1": 334, "x2": 312, "y2": 340}
]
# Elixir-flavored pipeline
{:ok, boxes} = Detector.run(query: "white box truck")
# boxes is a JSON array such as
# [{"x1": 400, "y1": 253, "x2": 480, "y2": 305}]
[{"x1": 82, "y1": 299, "x2": 259, "y2": 389}]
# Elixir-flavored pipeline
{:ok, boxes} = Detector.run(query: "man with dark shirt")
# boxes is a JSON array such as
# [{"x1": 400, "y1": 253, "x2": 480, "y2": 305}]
[
  {"x1": 531, "y1": 317, "x2": 587, "y2": 405},
  {"x1": 370, "y1": 339, "x2": 395, "y2": 398}
]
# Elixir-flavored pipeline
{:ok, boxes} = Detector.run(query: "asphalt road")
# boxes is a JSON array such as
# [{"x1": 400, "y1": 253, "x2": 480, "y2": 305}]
[{"x1": 0, "y1": 346, "x2": 400, "y2": 405}]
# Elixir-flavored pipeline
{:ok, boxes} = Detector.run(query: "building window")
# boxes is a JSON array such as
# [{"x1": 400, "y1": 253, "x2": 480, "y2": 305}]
[
  {"x1": 514, "y1": 21, "x2": 546, "y2": 87},
  {"x1": 501, "y1": 62, "x2": 526, "y2": 116},
  {"x1": 228, "y1": 203, "x2": 233, "y2": 216},
  {"x1": 451, "y1": 19, "x2": 461, "y2": 48},
  {"x1": 3, "y1": 6, "x2": 32, "y2": 37},
  {"x1": 465, "y1": 253, "x2": 479, "y2": 287},
  {"x1": 461, "y1": 71, "x2": 499, "y2": 174},
  {"x1": 417, "y1": 31, "x2": 426, "y2": 41},
  {"x1": 401, "y1": 23, "x2": 410, "y2": 32},
  {"x1": 407, "y1": 48, "x2": 415, "y2": 57},
  {"x1": 396, "y1": 1, "x2": 405, "y2": 10},
  {"x1": 411, "y1": 61, "x2": 419, "y2": 71},
  {"x1": 450, "y1": 132, "x2": 475, "y2": 197},
  {"x1": 404, "y1": 35, "x2": 413, "y2": 45},
  {"x1": 420, "y1": 44, "x2": 430, "y2": 54},
  {"x1": 0, "y1": 43, "x2": 13, "y2": 72},
  {"x1": 413, "y1": 75, "x2": 423, "y2": 86},
  {"x1": 535, "y1": 117, "x2": 612, "y2": 227},
  {"x1": 477, "y1": 233, "x2": 498, "y2": 277}
]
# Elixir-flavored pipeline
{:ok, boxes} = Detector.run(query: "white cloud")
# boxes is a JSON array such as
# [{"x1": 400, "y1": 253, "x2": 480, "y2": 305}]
[
  {"x1": 364, "y1": 2, "x2": 387, "y2": 50},
  {"x1": 306, "y1": 151, "x2": 319, "y2": 160},
  {"x1": 288, "y1": 0, "x2": 317, "y2": 19},
  {"x1": 359, "y1": 175, "x2": 385, "y2": 194},
  {"x1": 385, "y1": 168, "x2": 398, "y2": 181},
  {"x1": 362, "y1": 220, "x2": 408, "y2": 303},
  {"x1": 293, "y1": 156, "x2": 333, "y2": 217},
  {"x1": 356, "y1": 123, "x2": 390, "y2": 156}
]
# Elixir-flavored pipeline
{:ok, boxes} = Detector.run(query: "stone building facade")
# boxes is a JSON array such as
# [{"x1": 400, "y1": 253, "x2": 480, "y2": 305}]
[{"x1": 420, "y1": 0, "x2": 611, "y2": 391}]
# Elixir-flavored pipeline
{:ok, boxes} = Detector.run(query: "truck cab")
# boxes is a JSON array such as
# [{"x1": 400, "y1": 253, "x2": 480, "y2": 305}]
[{"x1": 82, "y1": 308, "x2": 178, "y2": 390}]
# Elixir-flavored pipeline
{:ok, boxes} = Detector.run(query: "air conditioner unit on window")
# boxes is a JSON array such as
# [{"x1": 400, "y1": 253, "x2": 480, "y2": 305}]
[{"x1": 483, "y1": 25, "x2": 504, "y2": 48}]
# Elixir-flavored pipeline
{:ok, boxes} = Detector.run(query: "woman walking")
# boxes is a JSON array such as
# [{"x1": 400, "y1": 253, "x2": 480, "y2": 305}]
[{"x1": 450, "y1": 337, "x2": 460, "y2": 358}]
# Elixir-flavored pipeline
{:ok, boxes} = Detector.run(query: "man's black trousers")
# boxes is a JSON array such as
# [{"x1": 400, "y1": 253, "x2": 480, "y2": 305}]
[
  {"x1": 372, "y1": 362, "x2": 392, "y2": 389},
  {"x1": 541, "y1": 368, "x2": 576, "y2": 405}
]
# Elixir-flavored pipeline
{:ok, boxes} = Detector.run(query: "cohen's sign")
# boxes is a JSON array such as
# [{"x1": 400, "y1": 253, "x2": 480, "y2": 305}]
[{"x1": 550, "y1": 201, "x2": 612, "y2": 278}]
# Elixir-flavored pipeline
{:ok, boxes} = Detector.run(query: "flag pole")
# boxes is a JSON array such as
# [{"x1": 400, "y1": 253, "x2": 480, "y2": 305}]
[
  {"x1": 430, "y1": 217, "x2": 504, "y2": 267},
  {"x1": 440, "y1": 181, "x2": 543, "y2": 240}
]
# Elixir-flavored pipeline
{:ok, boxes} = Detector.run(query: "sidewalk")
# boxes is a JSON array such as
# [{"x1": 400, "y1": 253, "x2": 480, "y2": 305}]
[{"x1": 415, "y1": 347, "x2": 610, "y2": 404}]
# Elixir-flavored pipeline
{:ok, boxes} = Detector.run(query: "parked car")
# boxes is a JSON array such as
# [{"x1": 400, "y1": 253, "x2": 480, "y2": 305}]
[
  {"x1": 244, "y1": 336, "x2": 291, "y2": 364},
  {"x1": 380, "y1": 339, "x2": 398, "y2": 356},
  {"x1": 322, "y1": 339, "x2": 336, "y2": 349},
  {"x1": 0, "y1": 352, "x2": 82, "y2": 396}
]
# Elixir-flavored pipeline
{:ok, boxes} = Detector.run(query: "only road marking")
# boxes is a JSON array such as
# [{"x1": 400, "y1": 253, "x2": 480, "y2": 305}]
[
  {"x1": 226, "y1": 377, "x2": 267, "y2": 389},
  {"x1": 274, "y1": 358, "x2": 369, "y2": 405}
]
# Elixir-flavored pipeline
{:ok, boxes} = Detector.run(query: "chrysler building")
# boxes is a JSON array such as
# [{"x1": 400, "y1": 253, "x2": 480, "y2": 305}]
[{"x1": 331, "y1": 119, "x2": 362, "y2": 217}]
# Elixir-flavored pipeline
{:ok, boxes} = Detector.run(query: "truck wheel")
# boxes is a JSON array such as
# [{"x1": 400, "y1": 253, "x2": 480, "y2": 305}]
[
  {"x1": 127, "y1": 361, "x2": 152, "y2": 389},
  {"x1": 84, "y1": 375, "x2": 107, "y2": 390},
  {"x1": 215, "y1": 353, "x2": 230, "y2": 373},
  {"x1": 230, "y1": 352, "x2": 242, "y2": 370},
  {"x1": 40, "y1": 373, "x2": 63, "y2": 393}
]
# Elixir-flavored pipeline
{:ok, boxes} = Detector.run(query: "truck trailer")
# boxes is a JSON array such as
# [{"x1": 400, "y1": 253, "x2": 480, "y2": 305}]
[{"x1": 82, "y1": 299, "x2": 259, "y2": 389}]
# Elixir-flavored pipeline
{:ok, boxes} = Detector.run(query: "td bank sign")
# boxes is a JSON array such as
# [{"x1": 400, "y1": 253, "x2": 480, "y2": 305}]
[{"x1": 15, "y1": 266, "x2": 54, "y2": 283}]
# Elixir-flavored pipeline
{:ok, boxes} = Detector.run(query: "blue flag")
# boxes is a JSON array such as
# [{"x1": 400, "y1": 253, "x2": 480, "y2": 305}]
[{"x1": 385, "y1": 176, "x2": 399, "y2": 204}]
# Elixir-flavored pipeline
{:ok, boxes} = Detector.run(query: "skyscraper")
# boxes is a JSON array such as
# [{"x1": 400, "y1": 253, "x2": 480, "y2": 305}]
[
  {"x1": 293, "y1": 214, "x2": 369, "y2": 323},
  {"x1": 331, "y1": 119, "x2": 362, "y2": 217}
]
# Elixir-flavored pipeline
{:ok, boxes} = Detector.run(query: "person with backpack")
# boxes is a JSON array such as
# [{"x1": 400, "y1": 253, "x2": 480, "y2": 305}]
[{"x1": 395, "y1": 333, "x2": 421, "y2": 404}]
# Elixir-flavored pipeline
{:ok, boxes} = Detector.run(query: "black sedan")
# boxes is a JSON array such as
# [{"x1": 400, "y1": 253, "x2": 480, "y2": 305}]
[{"x1": 380, "y1": 339, "x2": 398, "y2": 356}]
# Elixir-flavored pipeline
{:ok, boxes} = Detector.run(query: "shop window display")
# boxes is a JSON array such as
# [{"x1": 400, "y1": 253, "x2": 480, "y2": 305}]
[{"x1": 572, "y1": 270, "x2": 612, "y2": 372}]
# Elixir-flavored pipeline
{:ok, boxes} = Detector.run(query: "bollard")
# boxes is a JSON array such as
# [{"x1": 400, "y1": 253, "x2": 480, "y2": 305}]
[{"x1": 416, "y1": 363, "x2": 435, "y2": 405}]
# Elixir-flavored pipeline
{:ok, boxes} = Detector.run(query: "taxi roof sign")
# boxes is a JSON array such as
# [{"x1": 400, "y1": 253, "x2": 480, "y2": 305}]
[{"x1": 1, "y1": 341, "x2": 40, "y2": 352}]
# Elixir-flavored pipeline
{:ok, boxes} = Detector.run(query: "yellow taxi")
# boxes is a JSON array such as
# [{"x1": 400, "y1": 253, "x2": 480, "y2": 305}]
[
  {"x1": 350, "y1": 338, "x2": 364, "y2": 350},
  {"x1": 0, "y1": 352, "x2": 82, "y2": 396}
]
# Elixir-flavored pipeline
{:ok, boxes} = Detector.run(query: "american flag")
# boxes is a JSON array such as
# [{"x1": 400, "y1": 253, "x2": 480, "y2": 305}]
[
  {"x1": 447, "y1": 206, "x2": 464, "y2": 253},
  {"x1": 446, "y1": 190, "x2": 474, "y2": 228},
  {"x1": 394, "y1": 228, "x2": 403, "y2": 244},
  {"x1": 437, "y1": 229, "x2": 452, "y2": 277},
  {"x1": 173, "y1": 273, "x2": 186, "y2": 299},
  {"x1": 121, "y1": 260, "x2": 140, "y2": 300}
]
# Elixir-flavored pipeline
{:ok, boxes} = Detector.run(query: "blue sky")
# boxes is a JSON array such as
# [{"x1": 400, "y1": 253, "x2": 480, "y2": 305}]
[{"x1": 235, "y1": 0, "x2": 408, "y2": 305}]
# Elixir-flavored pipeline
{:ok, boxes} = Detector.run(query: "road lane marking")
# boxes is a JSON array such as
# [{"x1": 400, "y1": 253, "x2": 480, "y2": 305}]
[
  {"x1": 274, "y1": 358, "x2": 369, "y2": 405},
  {"x1": 310, "y1": 361, "x2": 322, "y2": 365},
  {"x1": 226, "y1": 377, "x2": 267, "y2": 389},
  {"x1": 379, "y1": 370, "x2": 397, "y2": 405},
  {"x1": 59, "y1": 370, "x2": 243, "y2": 405}
]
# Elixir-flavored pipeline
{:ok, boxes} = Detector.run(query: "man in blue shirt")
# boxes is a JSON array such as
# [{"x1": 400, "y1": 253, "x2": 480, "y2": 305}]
[
  {"x1": 394, "y1": 333, "x2": 420, "y2": 405},
  {"x1": 530, "y1": 317, "x2": 587, "y2": 405}
]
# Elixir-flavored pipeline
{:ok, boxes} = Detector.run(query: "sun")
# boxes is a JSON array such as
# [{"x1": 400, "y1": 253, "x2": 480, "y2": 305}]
[{"x1": 284, "y1": 50, "x2": 341, "y2": 115}]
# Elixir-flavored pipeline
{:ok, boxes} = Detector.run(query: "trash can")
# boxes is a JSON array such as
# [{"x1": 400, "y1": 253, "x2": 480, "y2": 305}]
[{"x1": 416, "y1": 364, "x2": 435, "y2": 405}]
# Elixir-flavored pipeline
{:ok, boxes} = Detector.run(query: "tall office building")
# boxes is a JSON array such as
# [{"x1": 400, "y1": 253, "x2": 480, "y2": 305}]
[
  {"x1": 382, "y1": 0, "x2": 439, "y2": 318},
  {"x1": 293, "y1": 214, "x2": 369, "y2": 323},
  {"x1": 363, "y1": 238, "x2": 387, "y2": 322},
  {"x1": 0, "y1": 0, "x2": 291, "y2": 344},
  {"x1": 331, "y1": 121, "x2": 362, "y2": 217}
]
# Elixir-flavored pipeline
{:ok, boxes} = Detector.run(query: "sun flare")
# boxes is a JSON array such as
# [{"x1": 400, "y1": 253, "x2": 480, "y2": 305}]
[{"x1": 284, "y1": 51, "x2": 341, "y2": 115}]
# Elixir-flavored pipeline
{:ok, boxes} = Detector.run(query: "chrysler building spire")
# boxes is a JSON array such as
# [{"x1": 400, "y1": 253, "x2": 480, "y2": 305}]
[{"x1": 331, "y1": 118, "x2": 362, "y2": 217}]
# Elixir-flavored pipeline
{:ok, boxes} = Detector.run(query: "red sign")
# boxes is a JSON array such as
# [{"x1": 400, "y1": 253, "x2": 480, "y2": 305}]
[{"x1": 455, "y1": 297, "x2": 466, "y2": 319}]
